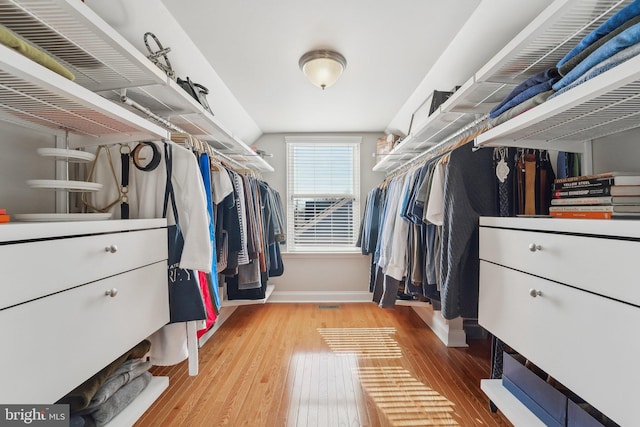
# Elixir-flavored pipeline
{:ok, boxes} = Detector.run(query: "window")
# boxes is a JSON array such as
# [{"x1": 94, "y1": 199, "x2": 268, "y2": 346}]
[{"x1": 286, "y1": 136, "x2": 361, "y2": 252}]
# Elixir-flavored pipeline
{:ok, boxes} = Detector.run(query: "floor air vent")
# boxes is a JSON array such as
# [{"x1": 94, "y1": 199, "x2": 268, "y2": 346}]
[{"x1": 317, "y1": 304, "x2": 341, "y2": 310}]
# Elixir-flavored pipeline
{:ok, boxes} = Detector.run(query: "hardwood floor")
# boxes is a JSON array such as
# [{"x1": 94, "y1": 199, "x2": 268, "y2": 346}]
[{"x1": 135, "y1": 303, "x2": 511, "y2": 427}]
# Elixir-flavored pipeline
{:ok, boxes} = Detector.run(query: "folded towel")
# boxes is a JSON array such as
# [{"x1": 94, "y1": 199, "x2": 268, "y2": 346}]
[
  {"x1": 0, "y1": 24, "x2": 74, "y2": 81},
  {"x1": 557, "y1": 0, "x2": 640, "y2": 67},
  {"x1": 553, "y1": 22, "x2": 640, "y2": 91},
  {"x1": 559, "y1": 14, "x2": 640, "y2": 76}
]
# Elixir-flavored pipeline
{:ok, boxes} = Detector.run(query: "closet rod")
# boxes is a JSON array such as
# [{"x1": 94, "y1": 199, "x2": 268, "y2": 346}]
[
  {"x1": 119, "y1": 90, "x2": 188, "y2": 135},
  {"x1": 386, "y1": 114, "x2": 489, "y2": 177},
  {"x1": 118, "y1": 90, "x2": 253, "y2": 173},
  {"x1": 169, "y1": 132, "x2": 247, "y2": 172}
]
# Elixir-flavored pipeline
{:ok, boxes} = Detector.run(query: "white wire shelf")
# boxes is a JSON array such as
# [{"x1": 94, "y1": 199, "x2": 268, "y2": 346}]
[
  {"x1": 475, "y1": 53, "x2": 640, "y2": 152},
  {"x1": 0, "y1": 0, "x2": 273, "y2": 172},
  {"x1": 0, "y1": 43, "x2": 169, "y2": 147},
  {"x1": 374, "y1": 0, "x2": 630, "y2": 172}
]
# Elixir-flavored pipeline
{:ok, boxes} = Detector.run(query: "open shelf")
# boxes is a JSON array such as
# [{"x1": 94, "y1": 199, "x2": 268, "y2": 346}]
[
  {"x1": 222, "y1": 284, "x2": 276, "y2": 307},
  {"x1": 0, "y1": 0, "x2": 273, "y2": 171},
  {"x1": 480, "y1": 379, "x2": 546, "y2": 427},
  {"x1": 373, "y1": 0, "x2": 629, "y2": 172},
  {"x1": 0, "y1": 43, "x2": 169, "y2": 147},
  {"x1": 476, "y1": 53, "x2": 640, "y2": 152}
]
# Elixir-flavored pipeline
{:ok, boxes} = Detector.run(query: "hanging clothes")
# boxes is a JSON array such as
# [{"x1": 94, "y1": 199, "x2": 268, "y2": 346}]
[{"x1": 89, "y1": 141, "x2": 212, "y2": 366}]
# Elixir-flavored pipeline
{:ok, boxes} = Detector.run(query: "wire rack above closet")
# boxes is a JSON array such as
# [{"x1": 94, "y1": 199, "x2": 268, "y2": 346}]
[
  {"x1": 0, "y1": 0, "x2": 274, "y2": 172},
  {"x1": 374, "y1": 0, "x2": 630, "y2": 172}
]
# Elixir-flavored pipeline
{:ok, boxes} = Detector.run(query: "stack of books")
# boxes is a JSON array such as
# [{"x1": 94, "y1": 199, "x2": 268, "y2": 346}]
[{"x1": 550, "y1": 172, "x2": 640, "y2": 219}]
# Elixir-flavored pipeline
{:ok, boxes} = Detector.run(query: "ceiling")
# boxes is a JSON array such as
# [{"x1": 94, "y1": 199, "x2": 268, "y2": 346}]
[{"x1": 160, "y1": 0, "x2": 481, "y2": 135}]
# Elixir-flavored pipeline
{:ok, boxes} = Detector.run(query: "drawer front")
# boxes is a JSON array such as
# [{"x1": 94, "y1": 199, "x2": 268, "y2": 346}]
[
  {"x1": 0, "y1": 228, "x2": 167, "y2": 310},
  {"x1": 0, "y1": 261, "x2": 169, "y2": 404},
  {"x1": 479, "y1": 261, "x2": 639, "y2": 427},
  {"x1": 479, "y1": 226, "x2": 640, "y2": 306}
]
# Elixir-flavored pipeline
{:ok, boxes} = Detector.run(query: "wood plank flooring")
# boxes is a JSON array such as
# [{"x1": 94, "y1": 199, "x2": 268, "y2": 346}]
[{"x1": 135, "y1": 303, "x2": 511, "y2": 427}]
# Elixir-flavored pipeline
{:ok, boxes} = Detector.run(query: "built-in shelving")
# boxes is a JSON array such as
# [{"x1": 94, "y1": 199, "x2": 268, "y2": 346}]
[
  {"x1": 0, "y1": 43, "x2": 169, "y2": 146},
  {"x1": 374, "y1": 0, "x2": 628, "y2": 172},
  {"x1": 103, "y1": 376, "x2": 169, "y2": 427},
  {"x1": 221, "y1": 283, "x2": 275, "y2": 307},
  {"x1": 480, "y1": 379, "x2": 547, "y2": 427},
  {"x1": 0, "y1": 0, "x2": 273, "y2": 171}
]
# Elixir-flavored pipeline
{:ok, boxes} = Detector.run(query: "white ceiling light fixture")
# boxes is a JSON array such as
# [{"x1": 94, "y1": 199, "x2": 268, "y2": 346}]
[{"x1": 299, "y1": 50, "x2": 347, "y2": 90}]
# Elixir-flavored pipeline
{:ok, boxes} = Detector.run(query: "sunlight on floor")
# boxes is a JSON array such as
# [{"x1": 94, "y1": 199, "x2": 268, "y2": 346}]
[
  {"x1": 355, "y1": 366, "x2": 460, "y2": 426},
  {"x1": 286, "y1": 352, "x2": 366, "y2": 427},
  {"x1": 317, "y1": 327, "x2": 403, "y2": 359}
]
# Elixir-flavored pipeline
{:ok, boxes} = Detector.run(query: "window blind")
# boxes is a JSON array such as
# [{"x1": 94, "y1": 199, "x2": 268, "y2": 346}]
[{"x1": 286, "y1": 138, "x2": 360, "y2": 252}]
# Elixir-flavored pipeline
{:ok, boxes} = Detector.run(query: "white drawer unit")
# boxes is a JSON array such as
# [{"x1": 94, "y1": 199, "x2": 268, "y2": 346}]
[
  {"x1": 0, "y1": 219, "x2": 169, "y2": 405},
  {"x1": 478, "y1": 217, "x2": 640, "y2": 427},
  {"x1": 479, "y1": 226, "x2": 640, "y2": 306},
  {"x1": 0, "y1": 227, "x2": 167, "y2": 310}
]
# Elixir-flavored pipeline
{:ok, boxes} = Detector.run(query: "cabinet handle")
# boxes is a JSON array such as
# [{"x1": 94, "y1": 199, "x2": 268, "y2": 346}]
[
  {"x1": 104, "y1": 244, "x2": 118, "y2": 253},
  {"x1": 104, "y1": 288, "x2": 118, "y2": 298},
  {"x1": 528, "y1": 243, "x2": 542, "y2": 252},
  {"x1": 529, "y1": 288, "x2": 542, "y2": 298}
]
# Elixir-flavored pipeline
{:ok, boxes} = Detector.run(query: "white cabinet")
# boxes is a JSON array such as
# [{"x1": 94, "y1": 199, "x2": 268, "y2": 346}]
[
  {"x1": 479, "y1": 217, "x2": 640, "y2": 427},
  {"x1": 0, "y1": 219, "x2": 169, "y2": 408}
]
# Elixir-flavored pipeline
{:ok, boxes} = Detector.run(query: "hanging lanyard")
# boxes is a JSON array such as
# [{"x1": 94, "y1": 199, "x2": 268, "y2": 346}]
[{"x1": 120, "y1": 144, "x2": 130, "y2": 219}]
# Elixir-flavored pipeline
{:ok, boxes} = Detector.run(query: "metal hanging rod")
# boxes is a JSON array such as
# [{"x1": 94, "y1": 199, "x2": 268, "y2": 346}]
[
  {"x1": 119, "y1": 89, "x2": 187, "y2": 134},
  {"x1": 118, "y1": 89, "x2": 258, "y2": 172},
  {"x1": 386, "y1": 115, "x2": 489, "y2": 177}
]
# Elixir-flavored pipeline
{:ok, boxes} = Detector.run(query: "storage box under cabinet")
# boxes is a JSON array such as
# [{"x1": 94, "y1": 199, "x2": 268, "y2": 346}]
[{"x1": 502, "y1": 352, "x2": 567, "y2": 427}]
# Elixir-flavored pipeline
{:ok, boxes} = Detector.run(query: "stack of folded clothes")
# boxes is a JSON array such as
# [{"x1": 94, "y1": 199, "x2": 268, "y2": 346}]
[
  {"x1": 58, "y1": 340, "x2": 153, "y2": 427},
  {"x1": 551, "y1": 0, "x2": 640, "y2": 98},
  {"x1": 488, "y1": 67, "x2": 561, "y2": 126},
  {"x1": 489, "y1": 0, "x2": 640, "y2": 126}
]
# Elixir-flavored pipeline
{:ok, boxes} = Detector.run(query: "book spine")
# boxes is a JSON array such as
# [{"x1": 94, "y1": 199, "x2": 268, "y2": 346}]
[
  {"x1": 554, "y1": 173, "x2": 615, "y2": 185},
  {"x1": 552, "y1": 177, "x2": 614, "y2": 191},
  {"x1": 552, "y1": 186, "x2": 611, "y2": 198},
  {"x1": 549, "y1": 206, "x2": 614, "y2": 212},
  {"x1": 550, "y1": 211, "x2": 612, "y2": 219},
  {"x1": 550, "y1": 196, "x2": 611, "y2": 205}
]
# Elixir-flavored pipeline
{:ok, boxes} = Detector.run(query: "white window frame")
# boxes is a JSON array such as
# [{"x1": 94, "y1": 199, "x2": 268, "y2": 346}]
[{"x1": 285, "y1": 136, "x2": 361, "y2": 253}]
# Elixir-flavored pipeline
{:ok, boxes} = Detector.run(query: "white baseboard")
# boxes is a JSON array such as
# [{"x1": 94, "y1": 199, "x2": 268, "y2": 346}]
[
  {"x1": 410, "y1": 305, "x2": 468, "y2": 348},
  {"x1": 268, "y1": 290, "x2": 372, "y2": 303}
]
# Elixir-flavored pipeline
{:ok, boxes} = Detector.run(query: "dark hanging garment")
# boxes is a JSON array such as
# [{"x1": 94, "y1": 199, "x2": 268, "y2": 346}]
[
  {"x1": 493, "y1": 147, "x2": 516, "y2": 217},
  {"x1": 536, "y1": 150, "x2": 555, "y2": 215},
  {"x1": 439, "y1": 142, "x2": 498, "y2": 319}
]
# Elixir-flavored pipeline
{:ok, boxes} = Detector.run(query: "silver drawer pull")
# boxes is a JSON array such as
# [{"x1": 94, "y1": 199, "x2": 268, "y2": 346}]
[
  {"x1": 529, "y1": 288, "x2": 542, "y2": 298},
  {"x1": 104, "y1": 288, "x2": 118, "y2": 298},
  {"x1": 528, "y1": 243, "x2": 542, "y2": 252},
  {"x1": 104, "y1": 244, "x2": 118, "y2": 253}
]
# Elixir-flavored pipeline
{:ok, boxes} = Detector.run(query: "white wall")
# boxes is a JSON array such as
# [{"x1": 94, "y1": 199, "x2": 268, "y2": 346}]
[
  {"x1": 0, "y1": 122, "x2": 57, "y2": 215},
  {"x1": 592, "y1": 128, "x2": 640, "y2": 174},
  {"x1": 254, "y1": 132, "x2": 385, "y2": 301}
]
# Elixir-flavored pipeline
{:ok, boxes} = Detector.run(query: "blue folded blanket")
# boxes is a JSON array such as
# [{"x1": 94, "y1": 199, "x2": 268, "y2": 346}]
[
  {"x1": 557, "y1": 0, "x2": 640, "y2": 67},
  {"x1": 553, "y1": 21, "x2": 640, "y2": 91}
]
